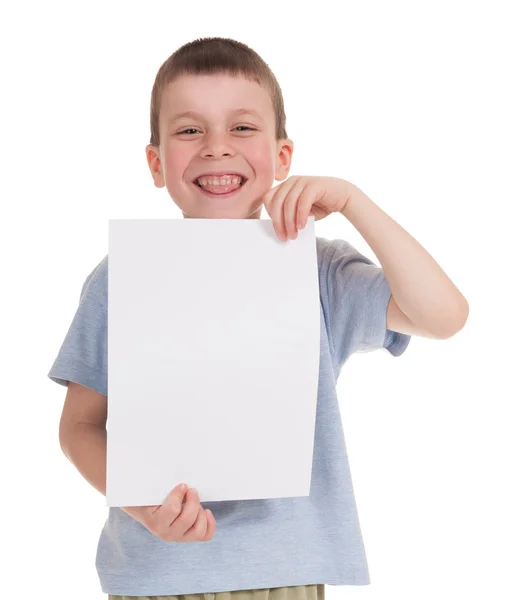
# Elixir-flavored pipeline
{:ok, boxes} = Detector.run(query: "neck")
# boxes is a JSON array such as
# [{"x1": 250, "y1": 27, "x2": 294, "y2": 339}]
[{"x1": 182, "y1": 207, "x2": 262, "y2": 219}]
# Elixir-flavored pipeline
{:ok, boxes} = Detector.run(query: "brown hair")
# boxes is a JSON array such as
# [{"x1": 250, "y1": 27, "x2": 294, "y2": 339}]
[{"x1": 149, "y1": 37, "x2": 288, "y2": 146}]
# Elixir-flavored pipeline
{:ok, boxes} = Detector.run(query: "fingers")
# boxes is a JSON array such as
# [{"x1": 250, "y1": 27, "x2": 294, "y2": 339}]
[
  {"x1": 263, "y1": 177, "x2": 296, "y2": 240},
  {"x1": 181, "y1": 506, "x2": 210, "y2": 541},
  {"x1": 295, "y1": 184, "x2": 315, "y2": 232},
  {"x1": 167, "y1": 487, "x2": 216, "y2": 541},
  {"x1": 264, "y1": 176, "x2": 309, "y2": 241},
  {"x1": 282, "y1": 177, "x2": 307, "y2": 240},
  {"x1": 201, "y1": 508, "x2": 217, "y2": 541},
  {"x1": 126, "y1": 484, "x2": 216, "y2": 543},
  {"x1": 154, "y1": 482, "x2": 188, "y2": 527},
  {"x1": 170, "y1": 487, "x2": 201, "y2": 539}
]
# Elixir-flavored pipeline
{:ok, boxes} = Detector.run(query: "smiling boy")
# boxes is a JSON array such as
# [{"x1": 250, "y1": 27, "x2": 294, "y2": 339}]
[
  {"x1": 146, "y1": 59, "x2": 291, "y2": 221},
  {"x1": 48, "y1": 37, "x2": 469, "y2": 600}
]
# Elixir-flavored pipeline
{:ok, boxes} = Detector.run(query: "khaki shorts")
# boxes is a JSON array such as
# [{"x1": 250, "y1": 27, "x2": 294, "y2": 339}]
[{"x1": 109, "y1": 583, "x2": 325, "y2": 600}]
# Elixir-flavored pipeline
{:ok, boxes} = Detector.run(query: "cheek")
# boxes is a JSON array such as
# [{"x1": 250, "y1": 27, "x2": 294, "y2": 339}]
[
  {"x1": 247, "y1": 139, "x2": 276, "y2": 179},
  {"x1": 163, "y1": 145, "x2": 190, "y2": 181}
]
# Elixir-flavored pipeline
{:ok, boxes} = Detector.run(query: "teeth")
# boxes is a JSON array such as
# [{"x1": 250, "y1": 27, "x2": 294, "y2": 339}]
[{"x1": 196, "y1": 175, "x2": 244, "y2": 187}]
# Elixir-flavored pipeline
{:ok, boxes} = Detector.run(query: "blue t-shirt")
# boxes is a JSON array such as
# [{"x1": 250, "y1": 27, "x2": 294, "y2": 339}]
[{"x1": 48, "y1": 235, "x2": 410, "y2": 596}]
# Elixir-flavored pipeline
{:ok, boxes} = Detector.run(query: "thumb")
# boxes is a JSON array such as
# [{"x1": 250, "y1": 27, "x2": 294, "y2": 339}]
[
  {"x1": 166, "y1": 483, "x2": 188, "y2": 504},
  {"x1": 155, "y1": 483, "x2": 188, "y2": 516}
]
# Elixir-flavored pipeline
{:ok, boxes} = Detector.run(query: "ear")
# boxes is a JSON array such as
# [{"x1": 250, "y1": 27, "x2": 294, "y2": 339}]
[
  {"x1": 274, "y1": 138, "x2": 294, "y2": 181},
  {"x1": 145, "y1": 144, "x2": 166, "y2": 188}
]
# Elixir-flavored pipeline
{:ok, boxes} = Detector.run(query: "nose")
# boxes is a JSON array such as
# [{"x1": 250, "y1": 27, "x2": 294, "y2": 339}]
[{"x1": 200, "y1": 130, "x2": 235, "y2": 159}]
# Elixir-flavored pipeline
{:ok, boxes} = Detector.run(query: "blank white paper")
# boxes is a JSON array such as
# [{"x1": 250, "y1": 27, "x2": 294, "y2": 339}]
[{"x1": 107, "y1": 217, "x2": 320, "y2": 507}]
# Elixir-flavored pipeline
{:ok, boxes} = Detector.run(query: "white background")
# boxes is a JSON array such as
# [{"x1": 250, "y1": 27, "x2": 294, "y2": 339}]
[{"x1": 1, "y1": 1, "x2": 504, "y2": 599}]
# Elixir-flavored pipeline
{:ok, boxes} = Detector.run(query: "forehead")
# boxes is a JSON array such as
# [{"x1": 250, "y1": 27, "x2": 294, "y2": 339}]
[{"x1": 160, "y1": 73, "x2": 274, "y2": 123}]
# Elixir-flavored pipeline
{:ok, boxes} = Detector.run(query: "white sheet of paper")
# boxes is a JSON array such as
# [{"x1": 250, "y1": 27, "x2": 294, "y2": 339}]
[{"x1": 107, "y1": 217, "x2": 320, "y2": 507}]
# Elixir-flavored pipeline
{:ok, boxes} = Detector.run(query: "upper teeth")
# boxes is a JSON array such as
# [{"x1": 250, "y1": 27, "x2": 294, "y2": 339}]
[{"x1": 197, "y1": 175, "x2": 244, "y2": 186}]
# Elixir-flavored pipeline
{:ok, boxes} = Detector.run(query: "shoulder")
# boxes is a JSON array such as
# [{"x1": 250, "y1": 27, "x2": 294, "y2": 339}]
[
  {"x1": 79, "y1": 254, "x2": 108, "y2": 304},
  {"x1": 316, "y1": 236, "x2": 359, "y2": 268}
]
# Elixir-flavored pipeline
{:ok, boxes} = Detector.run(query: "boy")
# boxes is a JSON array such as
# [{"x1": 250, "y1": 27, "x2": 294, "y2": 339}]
[{"x1": 48, "y1": 37, "x2": 469, "y2": 599}]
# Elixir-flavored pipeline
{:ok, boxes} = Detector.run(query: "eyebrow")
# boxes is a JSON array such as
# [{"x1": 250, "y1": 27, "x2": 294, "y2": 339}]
[{"x1": 171, "y1": 108, "x2": 264, "y2": 122}]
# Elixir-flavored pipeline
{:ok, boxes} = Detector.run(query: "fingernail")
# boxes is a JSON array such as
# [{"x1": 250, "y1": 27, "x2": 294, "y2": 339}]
[
  {"x1": 181, "y1": 484, "x2": 187, "y2": 493},
  {"x1": 297, "y1": 223, "x2": 303, "y2": 230}
]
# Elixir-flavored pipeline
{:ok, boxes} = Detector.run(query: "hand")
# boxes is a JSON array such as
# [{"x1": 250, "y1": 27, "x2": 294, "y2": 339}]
[
  {"x1": 262, "y1": 175, "x2": 355, "y2": 241},
  {"x1": 121, "y1": 483, "x2": 216, "y2": 542}
]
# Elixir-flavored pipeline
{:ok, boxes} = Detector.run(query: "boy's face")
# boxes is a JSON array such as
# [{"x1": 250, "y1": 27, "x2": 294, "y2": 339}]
[{"x1": 146, "y1": 73, "x2": 293, "y2": 219}]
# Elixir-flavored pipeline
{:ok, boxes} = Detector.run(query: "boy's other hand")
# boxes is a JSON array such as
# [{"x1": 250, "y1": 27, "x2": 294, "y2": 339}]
[
  {"x1": 121, "y1": 484, "x2": 216, "y2": 542},
  {"x1": 262, "y1": 175, "x2": 354, "y2": 241}
]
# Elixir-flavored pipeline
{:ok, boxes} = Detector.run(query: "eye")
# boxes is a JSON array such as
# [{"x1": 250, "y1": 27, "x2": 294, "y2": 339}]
[
  {"x1": 176, "y1": 126, "x2": 256, "y2": 135},
  {"x1": 177, "y1": 128, "x2": 200, "y2": 135}
]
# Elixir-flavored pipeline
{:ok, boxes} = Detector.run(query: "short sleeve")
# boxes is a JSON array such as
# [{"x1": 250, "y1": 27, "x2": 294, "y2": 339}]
[
  {"x1": 47, "y1": 258, "x2": 108, "y2": 396},
  {"x1": 317, "y1": 237, "x2": 411, "y2": 366}
]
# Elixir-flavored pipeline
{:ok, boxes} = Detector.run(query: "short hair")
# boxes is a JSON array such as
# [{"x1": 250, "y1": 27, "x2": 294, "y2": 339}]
[{"x1": 149, "y1": 37, "x2": 288, "y2": 146}]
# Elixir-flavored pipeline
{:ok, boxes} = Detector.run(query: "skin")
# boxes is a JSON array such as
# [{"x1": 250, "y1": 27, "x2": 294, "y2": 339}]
[{"x1": 145, "y1": 73, "x2": 294, "y2": 220}]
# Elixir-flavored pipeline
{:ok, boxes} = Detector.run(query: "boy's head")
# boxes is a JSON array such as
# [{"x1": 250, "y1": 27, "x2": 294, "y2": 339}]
[{"x1": 146, "y1": 37, "x2": 293, "y2": 220}]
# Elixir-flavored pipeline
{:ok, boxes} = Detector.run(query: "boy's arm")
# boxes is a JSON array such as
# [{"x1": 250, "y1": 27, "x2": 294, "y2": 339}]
[
  {"x1": 58, "y1": 382, "x2": 217, "y2": 542},
  {"x1": 59, "y1": 381, "x2": 107, "y2": 497},
  {"x1": 341, "y1": 185, "x2": 469, "y2": 339}
]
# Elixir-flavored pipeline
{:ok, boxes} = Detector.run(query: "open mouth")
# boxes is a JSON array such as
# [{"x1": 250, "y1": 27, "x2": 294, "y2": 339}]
[{"x1": 193, "y1": 175, "x2": 248, "y2": 197}]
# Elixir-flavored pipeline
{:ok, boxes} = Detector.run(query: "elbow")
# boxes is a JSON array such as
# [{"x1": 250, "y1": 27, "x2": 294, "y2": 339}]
[
  {"x1": 59, "y1": 419, "x2": 76, "y2": 459},
  {"x1": 59, "y1": 425, "x2": 71, "y2": 459},
  {"x1": 436, "y1": 299, "x2": 470, "y2": 339}
]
